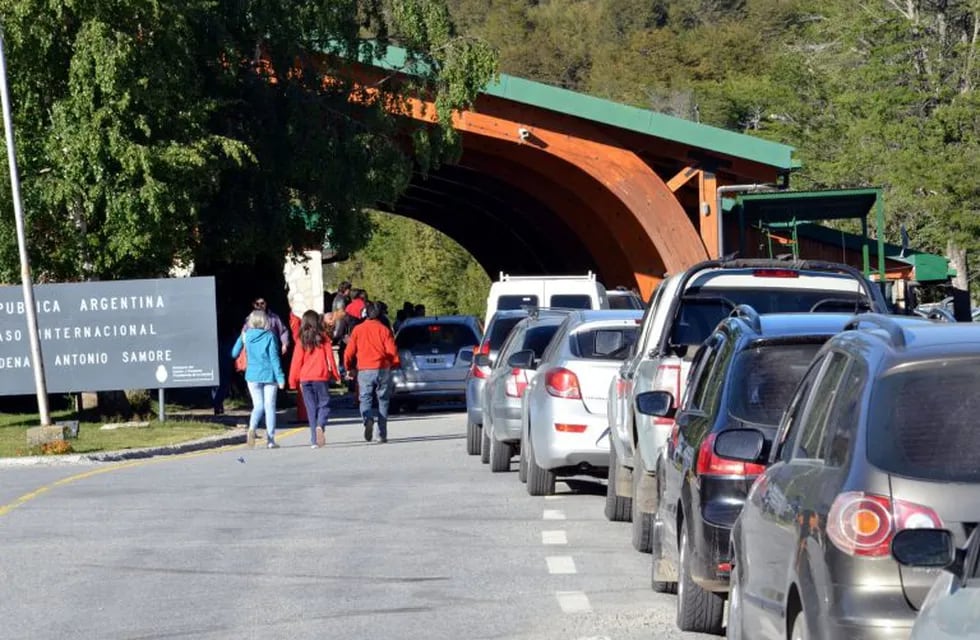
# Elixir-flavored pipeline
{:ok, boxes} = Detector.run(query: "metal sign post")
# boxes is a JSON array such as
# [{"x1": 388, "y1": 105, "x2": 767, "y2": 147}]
[{"x1": 0, "y1": 29, "x2": 50, "y2": 425}]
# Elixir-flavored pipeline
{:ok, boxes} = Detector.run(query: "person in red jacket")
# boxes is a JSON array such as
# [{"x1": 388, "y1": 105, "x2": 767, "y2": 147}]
[
  {"x1": 289, "y1": 310, "x2": 341, "y2": 448},
  {"x1": 344, "y1": 301, "x2": 399, "y2": 444}
]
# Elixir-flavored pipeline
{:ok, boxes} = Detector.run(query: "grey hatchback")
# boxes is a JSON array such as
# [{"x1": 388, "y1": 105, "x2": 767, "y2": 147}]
[
  {"x1": 390, "y1": 316, "x2": 482, "y2": 411},
  {"x1": 727, "y1": 315, "x2": 980, "y2": 640}
]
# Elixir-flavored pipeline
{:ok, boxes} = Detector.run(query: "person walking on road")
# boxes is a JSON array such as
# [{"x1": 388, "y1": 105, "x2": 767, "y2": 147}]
[
  {"x1": 289, "y1": 310, "x2": 341, "y2": 448},
  {"x1": 344, "y1": 302, "x2": 400, "y2": 444},
  {"x1": 244, "y1": 297, "x2": 290, "y2": 355},
  {"x1": 232, "y1": 310, "x2": 286, "y2": 448}
]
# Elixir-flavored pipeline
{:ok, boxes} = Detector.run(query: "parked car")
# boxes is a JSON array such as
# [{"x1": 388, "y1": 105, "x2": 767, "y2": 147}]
[
  {"x1": 483, "y1": 272, "x2": 609, "y2": 328},
  {"x1": 464, "y1": 310, "x2": 529, "y2": 455},
  {"x1": 390, "y1": 316, "x2": 481, "y2": 411},
  {"x1": 607, "y1": 287, "x2": 645, "y2": 310},
  {"x1": 893, "y1": 528, "x2": 980, "y2": 640},
  {"x1": 605, "y1": 258, "x2": 890, "y2": 558},
  {"x1": 480, "y1": 310, "x2": 568, "y2": 468},
  {"x1": 636, "y1": 308, "x2": 854, "y2": 633},
  {"x1": 520, "y1": 309, "x2": 642, "y2": 496},
  {"x1": 726, "y1": 314, "x2": 980, "y2": 640}
]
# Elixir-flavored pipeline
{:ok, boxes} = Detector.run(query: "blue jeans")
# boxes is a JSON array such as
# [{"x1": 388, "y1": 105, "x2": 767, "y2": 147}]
[
  {"x1": 247, "y1": 381, "x2": 278, "y2": 442},
  {"x1": 301, "y1": 381, "x2": 331, "y2": 444},
  {"x1": 357, "y1": 368, "x2": 392, "y2": 438}
]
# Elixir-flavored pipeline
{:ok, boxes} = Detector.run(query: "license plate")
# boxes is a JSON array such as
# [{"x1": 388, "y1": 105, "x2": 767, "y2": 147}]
[{"x1": 426, "y1": 357, "x2": 443, "y2": 365}]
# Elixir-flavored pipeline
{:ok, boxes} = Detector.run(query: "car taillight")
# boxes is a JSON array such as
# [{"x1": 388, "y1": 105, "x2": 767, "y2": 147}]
[
  {"x1": 505, "y1": 368, "x2": 529, "y2": 398},
  {"x1": 652, "y1": 363, "x2": 682, "y2": 425},
  {"x1": 545, "y1": 367, "x2": 582, "y2": 399},
  {"x1": 470, "y1": 361, "x2": 489, "y2": 379},
  {"x1": 752, "y1": 269, "x2": 799, "y2": 278},
  {"x1": 826, "y1": 491, "x2": 943, "y2": 557},
  {"x1": 695, "y1": 433, "x2": 767, "y2": 477},
  {"x1": 554, "y1": 423, "x2": 587, "y2": 433},
  {"x1": 470, "y1": 342, "x2": 492, "y2": 379}
]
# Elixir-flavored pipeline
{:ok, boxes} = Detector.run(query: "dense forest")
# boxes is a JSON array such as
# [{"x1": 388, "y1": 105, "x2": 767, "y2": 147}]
[{"x1": 339, "y1": 0, "x2": 979, "y2": 306}]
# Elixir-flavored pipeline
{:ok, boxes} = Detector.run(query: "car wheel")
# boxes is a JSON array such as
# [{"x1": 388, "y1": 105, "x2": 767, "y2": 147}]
[
  {"x1": 631, "y1": 471, "x2": 654, "y2": 553},
  {"x1": 466, "y1": 421, "x2": 481, "y2": 456},
  {"x1": 604, "y1": 439, "x2": 632, "y2": 522},
  {"x1": 789, "y1": 608, "x2": 807, "y2": 640},
  {"x1": 526, "y1": 435, "x2": 555, "y2": 496},
  {"x1": 518, "y1": 436, "x2": 528, "y2": 483},
  {"x1": 726, "y1": 561, "x2": 743, "y2": 640},
  {"x1": 481, "y1": 429, "x2": 490, "y2": 464},
  {"x1": 490, "y1": 435, "x2": 511, "y2": 472},
  {"x1": 676, "y1": 525, "x2": 725, "y2": 634}
]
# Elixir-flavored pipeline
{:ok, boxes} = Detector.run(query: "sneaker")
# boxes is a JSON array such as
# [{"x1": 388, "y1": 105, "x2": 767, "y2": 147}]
[
  {"x1": 246, "y1": 429, "x2": 256, "y2": 448},
  {"x1": 315, "y1": 426, "x2": 326, "y2": 447},
  {"x1": 363, "y1": 417, "x2": 374, "y2": 442},
  {"x1": 311, "y1": 444, "x2": 319, "y2": 449},
  {"x1": 267, "y1": 441, "x2": 279, "y2": 449}
]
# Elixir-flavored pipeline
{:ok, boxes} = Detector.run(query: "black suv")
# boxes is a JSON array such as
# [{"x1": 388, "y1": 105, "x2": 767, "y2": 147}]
[
  {"x1": 726, "y1": 315, "x2": 980, "y2": 640},
  {"x1": 636, "y1": 307, "x2": 855, "y2": 634}
]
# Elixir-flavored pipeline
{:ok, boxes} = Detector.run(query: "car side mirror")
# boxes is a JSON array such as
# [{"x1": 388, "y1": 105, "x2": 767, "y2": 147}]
[
  {"x1": 457, "y1": 348, "x2": 474, "y2": 364},
  {"x1": 635, "y1": 391, "x2": 675, "y2": 418},
  {"x1": 891, "y1": 529, "x2": 958, "y2": 573},
  {"x1": 507, "y1": 349, "x2": 535, "y2": 370},
  {"x1": 713, "y1": 428, "x2": 767, "y2": 464},
  {"x1": 474, "y1": 354, "x2": 491, "y2": 368}
]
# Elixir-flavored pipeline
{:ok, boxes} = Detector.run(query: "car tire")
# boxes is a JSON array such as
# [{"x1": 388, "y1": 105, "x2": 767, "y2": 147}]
[
  {"x1": 518, "y1": 437, "x2": 528, "y2": 483},
  {"x1": 726, "y1": 561, "x2": 743, "y2": 640},
  {"x1": 526, "y1": 435, "x2": 555, "y2": 496},
  {"x1": 481, "y1": 429, "x2": 490, "y2": 464},
  {"x1": 676, "y1": 525, "x2": 725, "y2": 634},
  {"x1": 466, "y1": 421, "x2": 481, "y2": 455},
  {"x1": 490, "y1": 435, "x2": 511, "y2": 472},
  {"x1": 631, "y1": 472, "x2": 654, "y2": 553},
  {"x1": 604, "y1": 440, "x2": 632, "y2": 522},
  {"x1": 789, "y1": 608, "x2": 807, "y2": 640}
]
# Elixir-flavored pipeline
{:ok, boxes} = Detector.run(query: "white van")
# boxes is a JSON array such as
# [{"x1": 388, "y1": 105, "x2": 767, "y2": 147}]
[{"x1": 483, "y1": 272, "x2": 609, "y2": 328}]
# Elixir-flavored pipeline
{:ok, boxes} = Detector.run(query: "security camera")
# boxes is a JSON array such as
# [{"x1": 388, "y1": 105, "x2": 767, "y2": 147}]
[{"x1": 517, "y1": 127, "x2": 530, "y2": 141}]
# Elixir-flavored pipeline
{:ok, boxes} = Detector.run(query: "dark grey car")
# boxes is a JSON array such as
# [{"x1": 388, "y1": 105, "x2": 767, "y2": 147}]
[{"x1": 727, "y1": 315, "x2": 980, "y2": 640}]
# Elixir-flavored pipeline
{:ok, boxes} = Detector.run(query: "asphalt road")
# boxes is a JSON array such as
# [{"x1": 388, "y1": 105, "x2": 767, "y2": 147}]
[{"x1": 0, "y1": 407, "x2": 715, "y2": 640}]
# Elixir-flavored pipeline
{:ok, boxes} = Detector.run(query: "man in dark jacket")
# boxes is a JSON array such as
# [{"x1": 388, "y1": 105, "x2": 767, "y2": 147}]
[{"x1": 344, "y1": 302, "x2": 400, "y2": 444}]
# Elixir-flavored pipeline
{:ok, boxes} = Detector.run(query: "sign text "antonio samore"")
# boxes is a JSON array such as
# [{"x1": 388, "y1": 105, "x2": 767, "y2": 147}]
[{"x1": 0, "y1": 277, "x2": 219, "y2": 395}]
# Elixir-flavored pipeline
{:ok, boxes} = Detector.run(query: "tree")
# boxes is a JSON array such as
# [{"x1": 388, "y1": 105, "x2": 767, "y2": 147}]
[{"x1": 0, "y1": 0, "x2": 497, "y2": 287}]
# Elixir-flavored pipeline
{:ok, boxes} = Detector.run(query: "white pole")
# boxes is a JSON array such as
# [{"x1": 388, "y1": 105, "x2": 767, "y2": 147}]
[{"x1": 0, "y1": 29, "x2": 51, "y2": 425}]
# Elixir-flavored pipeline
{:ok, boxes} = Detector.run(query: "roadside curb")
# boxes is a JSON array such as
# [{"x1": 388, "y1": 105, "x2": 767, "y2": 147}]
[{"x1": 0, "y1": 430, "x2": 247, "y2": 468}]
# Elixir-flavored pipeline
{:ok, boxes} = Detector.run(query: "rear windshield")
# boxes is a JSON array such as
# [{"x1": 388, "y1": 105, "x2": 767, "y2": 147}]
[
  {"x1": 728, "y1": 343, "x2": 824, "y2": 426},
  {"x1": 549, "y1": 294, "x2": 592, "y2": 309},
  {"x1": 670, "y1": 287, "x2": 864, "y2": 346},
  {"x1": 572, "y1": 326, "x2": 639, "y2": 360},
  {"x1": 522, "y1": 325, "x2": 562, "y2": 357},
  {"x1": 487, "y1": 316, "x2": 525, "y2": 350},
  {"x1": 868, "y1": 358, "x2": 980, "y2": 482},
  {"x1": 608, "y1": 294, "x2": 642, "y2": 310},
  {"x1": 497, "y1": 294, "x2": 538, "y2": 310},
  {"x1": 396, "y1": 323, "x2": 480, "y2": 355}
]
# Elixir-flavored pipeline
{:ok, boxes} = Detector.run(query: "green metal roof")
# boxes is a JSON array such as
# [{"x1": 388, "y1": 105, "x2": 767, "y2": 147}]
[
  {"x1": 364, "y1": 45, "x2": 798, "y2": 172},
  {"x1": 730, "y1": 188, "x2": 882, "y2": 225}
]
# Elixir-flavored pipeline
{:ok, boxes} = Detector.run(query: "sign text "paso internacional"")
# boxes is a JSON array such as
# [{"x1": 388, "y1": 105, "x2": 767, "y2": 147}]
[{"x1": 0, "y1": 277, "x2": 219, "y2": 395}]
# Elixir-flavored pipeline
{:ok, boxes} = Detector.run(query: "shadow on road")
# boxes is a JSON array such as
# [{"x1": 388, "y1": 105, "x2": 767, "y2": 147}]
[{"x1": 559, "y1": 478, "x2": 607, "y2": 496}]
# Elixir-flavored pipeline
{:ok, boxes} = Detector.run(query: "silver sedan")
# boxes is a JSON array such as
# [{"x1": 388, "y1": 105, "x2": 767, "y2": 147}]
[{"x1": 520, "y1": 310, "x2": 642, "y2": 496}]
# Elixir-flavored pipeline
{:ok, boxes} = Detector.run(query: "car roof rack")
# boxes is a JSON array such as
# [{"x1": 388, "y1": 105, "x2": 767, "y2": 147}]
[
  {"x1": 499, "y1": 271, "x2": 596, "y2": 282},
  {"x1": 730, "y1": 304, "x2": 763, "y2": 333},
  {"x1": 842, "y1": 313, "x2": 907, "y2": 348},
  {"x1": 523, "y1": 306, "x2": 576, "y2": 319}
]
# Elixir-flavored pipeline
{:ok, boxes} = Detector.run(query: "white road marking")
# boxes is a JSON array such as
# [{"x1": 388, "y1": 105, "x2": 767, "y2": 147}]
[
  {"x1": 556, "y1": 590, "x2": 592, "y2": 613},
  {"x1": 546, "y1": 556, "x2": 577, "y2": 574},
  {"x1": 542, "y1": 530, "x2": 568, "y2": 545},
  {"x1": 544, "y1": 494, "x2": 563, "y2": 500},
  {"x1": 542, "y1": 509, "x2": 566, "y2": 520}
]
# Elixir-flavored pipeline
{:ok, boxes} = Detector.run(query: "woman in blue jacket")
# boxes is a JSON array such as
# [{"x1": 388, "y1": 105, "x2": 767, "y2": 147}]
[{"x1": 232, "y1": 310, "x2": 286, "y2": 448}]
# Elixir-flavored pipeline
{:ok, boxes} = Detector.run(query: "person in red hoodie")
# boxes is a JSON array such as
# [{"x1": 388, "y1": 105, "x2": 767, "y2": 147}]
[
  {"x1": 288, "y1": 310, "x2": 341, "y2": 448},
  {"x1": 344, "y1": 301, "x2": 399, "y2": 444}
]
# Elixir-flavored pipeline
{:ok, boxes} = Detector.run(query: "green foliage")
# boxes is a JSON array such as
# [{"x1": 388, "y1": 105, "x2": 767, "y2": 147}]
[
  {"x1": 324, "y1": 211, "x2": 489, "y2": 319},
  {"x1": 0, "y1": 0, "x2": 497, "y2": 283}
]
